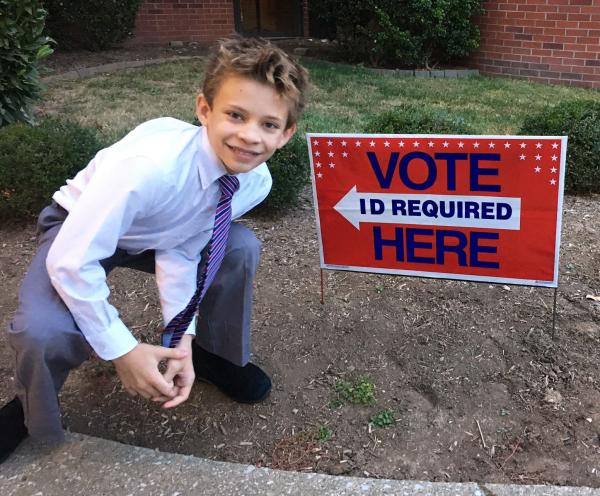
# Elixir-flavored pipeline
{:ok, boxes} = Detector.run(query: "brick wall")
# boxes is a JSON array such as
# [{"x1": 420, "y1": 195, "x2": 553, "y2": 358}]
[
  {"x1": 470, "y1": 0, "x2": 600, "y2": 89},
  {"x1": 133, "y1": 1, "x2": 235, "y2": 45},
  {"x1": 132, "y1": 1, "x2": 309, "y2": 46}
]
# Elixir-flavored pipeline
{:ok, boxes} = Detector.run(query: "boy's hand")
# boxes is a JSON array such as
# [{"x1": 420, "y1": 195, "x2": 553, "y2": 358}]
[
  {"x1": 113, "y1": 343, "x2": 188, "y2": 400},
  {"x1": 157, "y1": 335, "x2": 195, "y2": 409}
]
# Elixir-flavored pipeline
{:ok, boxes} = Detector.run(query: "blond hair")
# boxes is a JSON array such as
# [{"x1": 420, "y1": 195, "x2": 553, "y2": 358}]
[{"x1": 202, "y1": 37, "x2": 309, "y2": 129}]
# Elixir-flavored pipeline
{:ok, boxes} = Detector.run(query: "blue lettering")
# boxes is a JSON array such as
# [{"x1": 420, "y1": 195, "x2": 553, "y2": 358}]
[
  {"x1": 406, "y1": 228, "x2": 435, "y2": 264},
  {"x1": 373, "y1": 226, "x2": 404, "y2": 261},
  {"x1": 470, "y1": 232, "x2": 500, "y2": 268},
  {"x1": 369, "y1": 199, "x2": 385, "y2": 215},
  {"x1": 436, "y1": 230, "x2": 468, "y2": 266},
  {"x1": 400, "y1": 152, "x2": 437, "y2": 190},
  {"x1": 368, "y1": 152, "x2": 399, "y2": 189},
  {"x1": 470, "y1": 153, "x2": 501, "y2": 192}
]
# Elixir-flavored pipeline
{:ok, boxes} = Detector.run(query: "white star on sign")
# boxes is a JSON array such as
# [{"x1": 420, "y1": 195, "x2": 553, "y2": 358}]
[
  {"x1": 535, "y1": 154, "x2": 542, "y2": 160},
  {"x1": 551, "y1": 166, "x2": 557, "y2": 173},
  {"x1": 317, "y1": 172, "x2": 323, "y2": 178},
  {"x1": 443, "y1": 141, "x2": 449, "y2": 148},
  {"x1": 536, "y1": 142, "x2": 542, "y2": 149},
  {"x1": 341, "y1": 140, "x2": 347, "y2": 147},
  {"x1": 551, "y1": 155, "x2": 558, "y2": 161},
  {"x1": 474, "y1": 142, "x2": 480, "y2": 148},
  {"x1": 355, "y1": 140, "x2": 362, "y2": 147},
  {"x1": 534, "y1": 166, "x2": 541, "y2": 173},
  {"x1": 413, "y1": 141, "x2": 420, "y2": 147},
  {"x1": 316, "y1": 162, "x2": 322, "y2": 168},
  {"x1": 370, "y1": 140, "x2": 376, "y2": 147},
  {"x1": 329, "y1": 162, "x2": 335, "y2": 168},
  {"x1": 342, "y1": 151, "x2": 348, "y2": 158},
  {"x1": 315, "y1": 151, "x2": 320, "y2": 157},
  {"x1": 313, "y1": 140, "x2": 319, "y2": 146},
  {"x1": 328, "y1": 151, "x2": 334, "y2": 157},
  {"x1": 384, "y1": 141, "x2": 390, "y2": 147},
  {"x1": 428, "y1": 141, "x2": 435, "y2": 148},
  {"x1": 458, "y1": 142, "x2": 464, "y2": 148},
  {"x1": 504, "y1": 142, "x2": 511, "y2": 149},
  {"x1": 552, "y1": 143, "x2": 559, "y2": 149},
  {"x1": 488, "y1": 142, "x2": 496, "y2": 149},
  {"x1": 550, "y1": 179, "x2": 556, "y2": 185},
  {"x1": 520, "y1": 142, "x2": 526, "y2": 149},
  {"x1": 327, "y1": 140, "x2": 333, "y2": 146},
  {"x1": 398, "y1": 141, "x2": 405, "y2": 147},
  {"x1": 520, "y1": 154, "x2": 526, "y2": 160}
]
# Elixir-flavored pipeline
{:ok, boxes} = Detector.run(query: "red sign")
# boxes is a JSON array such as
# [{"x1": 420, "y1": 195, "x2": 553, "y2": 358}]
[{"x1": 308, "y1": 133, "x2": 567, "y2": 287}]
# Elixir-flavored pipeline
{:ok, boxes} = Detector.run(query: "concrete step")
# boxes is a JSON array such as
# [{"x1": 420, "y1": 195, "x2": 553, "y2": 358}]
[{"x1": 1, "y1": 433, "x2": 599, "y2": 496}]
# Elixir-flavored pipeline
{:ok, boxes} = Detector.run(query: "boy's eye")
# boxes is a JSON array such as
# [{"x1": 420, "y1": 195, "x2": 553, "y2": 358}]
[
  {"x1": 264, "y1": 122, "x2": 280, "y2": 130},
  {"x1": 227, "y1": 111, "x2": 243, "y2": 120}
]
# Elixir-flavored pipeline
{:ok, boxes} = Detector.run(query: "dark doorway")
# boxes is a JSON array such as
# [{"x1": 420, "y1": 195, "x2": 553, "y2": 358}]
[{"x1": 234, "y1": 0, "x2": 303, "y2": 37}]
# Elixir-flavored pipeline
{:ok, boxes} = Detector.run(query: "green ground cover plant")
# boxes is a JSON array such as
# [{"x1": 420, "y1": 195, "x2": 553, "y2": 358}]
[
  {"x1": 369, "y1": 409, "x2": 395, "y2": 428},
  {"x1": 331, "y1": 377, "x2": 377, "y2": 408}
]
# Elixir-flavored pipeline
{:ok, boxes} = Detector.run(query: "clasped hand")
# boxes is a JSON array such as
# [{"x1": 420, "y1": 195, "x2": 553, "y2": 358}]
[{"x1": 113, "y1": 336, "x2": 195, "y2": 408}]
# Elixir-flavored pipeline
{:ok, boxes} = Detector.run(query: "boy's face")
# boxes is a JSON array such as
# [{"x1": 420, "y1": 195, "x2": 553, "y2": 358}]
[{"x1": 196, "y1": 75, "x2": 296, "y2": 175}]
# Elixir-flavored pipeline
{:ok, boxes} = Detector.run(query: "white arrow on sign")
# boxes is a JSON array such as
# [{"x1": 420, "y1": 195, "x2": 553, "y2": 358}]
[{"x1": 333, "y1": 186, "x2": 521, "y2": 231}]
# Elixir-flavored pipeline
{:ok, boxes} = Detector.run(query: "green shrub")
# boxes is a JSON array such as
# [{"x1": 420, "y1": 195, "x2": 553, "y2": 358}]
[
  {"x1": 257, "y1": 134, "x2": 310, "y2": 214},
  {"x1": 313, "y1": 0, "x2": 482, "y2": 68},
  {"x1": 364, "y1": 105, "x2": 474, "y2": 134},
  {"x1": 0, "y1": 118, "x2": 103, "y2": 220},
  {"x1": 520, "y1": 100, "x2": 600, "y2": 194},
  {"x1": 44, "y1": 0, "x2": 143, "y2": 51},
  {"x1": 0, "y1": 0, "x2": 53, "y2": 126}
]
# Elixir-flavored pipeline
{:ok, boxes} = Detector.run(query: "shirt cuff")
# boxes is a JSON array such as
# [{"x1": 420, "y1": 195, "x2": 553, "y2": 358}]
[
  {"x1": 86, "y1": 319, "x2": 138, "y2": 361},
  {"x1": 183, "y1": 317, "x2": 196, "y2": 336}
]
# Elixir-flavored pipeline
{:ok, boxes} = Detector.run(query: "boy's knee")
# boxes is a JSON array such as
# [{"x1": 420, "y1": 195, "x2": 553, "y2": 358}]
[
  {"x1": 228, "y1": 224, "x2": 261, "y2": 256},
  {"x1": 9, "y1": 311, "x2": 83, "y2": 360}
]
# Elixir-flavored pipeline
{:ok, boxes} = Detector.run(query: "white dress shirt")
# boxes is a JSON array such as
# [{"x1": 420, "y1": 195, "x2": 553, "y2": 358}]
[{"x1": 46, "y1": 117, "x2": 271, "y2": 361}]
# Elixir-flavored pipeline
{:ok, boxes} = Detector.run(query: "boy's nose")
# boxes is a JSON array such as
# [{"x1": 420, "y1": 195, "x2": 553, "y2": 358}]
[{"x1": 237, "y1": 123, "x2": 261, "y2": 144}]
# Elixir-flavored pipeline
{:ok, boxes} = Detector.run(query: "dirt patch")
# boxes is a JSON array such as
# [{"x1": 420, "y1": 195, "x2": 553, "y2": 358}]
[
  {"x1": 3, "y1": 46, "x2": 600, "y2": 486},
  {"x1": 2, "y1": 191, "x2": 600, "y2": 487}
]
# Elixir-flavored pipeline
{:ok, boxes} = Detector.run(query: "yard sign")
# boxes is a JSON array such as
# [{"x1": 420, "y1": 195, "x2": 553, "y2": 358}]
[{"x1": 308, "y1": 133, "x2": 568, "y2": 287}]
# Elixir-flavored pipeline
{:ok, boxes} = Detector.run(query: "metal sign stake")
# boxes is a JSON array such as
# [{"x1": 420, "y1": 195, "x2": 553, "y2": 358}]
[{"x1": 551, "y1": 286, "x2": 558, "y2": 340}]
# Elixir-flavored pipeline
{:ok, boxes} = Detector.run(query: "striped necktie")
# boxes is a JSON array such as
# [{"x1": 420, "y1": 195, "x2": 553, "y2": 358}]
[{"x1": 161, "y1": 174, "x2": 240, "y2": 348}]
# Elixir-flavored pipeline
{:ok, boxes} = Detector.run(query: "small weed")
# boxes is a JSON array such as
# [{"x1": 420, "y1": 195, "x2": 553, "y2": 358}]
[
  {"x1": 369, "y1": 410, "x2": 395, "y2": 428},
  {"x1": 332, "y1": 376, "x2": 377, "y2": 407},
  {"x1": 316, "y1": 425, "x2": 333, "y2": 442}
]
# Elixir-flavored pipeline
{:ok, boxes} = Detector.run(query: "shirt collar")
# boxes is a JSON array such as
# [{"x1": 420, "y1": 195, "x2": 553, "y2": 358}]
[{"x1": 197, "y1": 126, "x2": 228, "y2": 189}]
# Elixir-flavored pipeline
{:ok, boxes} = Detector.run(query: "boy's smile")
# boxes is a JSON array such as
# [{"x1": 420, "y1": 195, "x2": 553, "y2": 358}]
[{"x1": 196, "y1": 76, "x2": 296, "y2": 175}]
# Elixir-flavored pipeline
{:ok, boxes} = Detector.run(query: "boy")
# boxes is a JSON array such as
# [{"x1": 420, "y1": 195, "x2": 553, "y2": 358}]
[{"x1": 0, "y1": 37, "x2": 309, "y2": 463}]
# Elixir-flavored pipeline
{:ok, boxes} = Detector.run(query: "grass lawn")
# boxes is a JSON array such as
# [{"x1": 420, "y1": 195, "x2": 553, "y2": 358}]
[{"x1": 40, "y1": 57, "x2": 600, "y2": 144}]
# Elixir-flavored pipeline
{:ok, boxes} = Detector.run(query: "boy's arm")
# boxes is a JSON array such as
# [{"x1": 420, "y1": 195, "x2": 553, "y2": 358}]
[
  {"x1": 47, "y1": 156, "x2": 186, "y2": 401},
  {"x1": 46, "y1": 156, "x2": 157, "y2": 361}
]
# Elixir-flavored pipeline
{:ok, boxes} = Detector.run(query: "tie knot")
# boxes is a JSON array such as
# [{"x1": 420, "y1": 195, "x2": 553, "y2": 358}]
[{"x1": 218, "y1": 175, "x2": 240, "y2": 197}]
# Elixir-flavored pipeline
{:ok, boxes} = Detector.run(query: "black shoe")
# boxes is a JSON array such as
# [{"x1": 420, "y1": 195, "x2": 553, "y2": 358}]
[
  {"x1": 192, "y1": 344, "x2": 272, "y2": 403},
  {"x1": 0, "y1": 397, "x2": 28, "y2": 464}
]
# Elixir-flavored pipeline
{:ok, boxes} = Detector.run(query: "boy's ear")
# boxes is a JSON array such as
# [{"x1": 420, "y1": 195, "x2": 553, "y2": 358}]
[
  {"x1": 195, "y1": 94, "x2": 211, "y2": 126},
  {"x1": 277, "y1": 122, "x2": 297, "y2": 149}
]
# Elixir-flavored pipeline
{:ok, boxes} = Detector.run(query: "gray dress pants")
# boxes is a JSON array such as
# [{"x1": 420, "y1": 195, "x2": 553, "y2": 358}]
[{"x1": 7, "y1": 202, "x2": 260, "y2": 441}]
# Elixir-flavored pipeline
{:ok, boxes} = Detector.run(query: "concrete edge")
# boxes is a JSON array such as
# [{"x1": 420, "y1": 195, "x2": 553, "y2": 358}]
[
  {"x1": 41, "y1": 55, "x2": 204, "y2": 82},
  {"x1": 1, "y1": 432, "x2": 598, "y2": 496},
  {"x1": 41, "y1": 54, "x2": 478, "y2": 84},
  {"x1": 301, "y1": 55, "x2": 479, "y2": 79}
]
